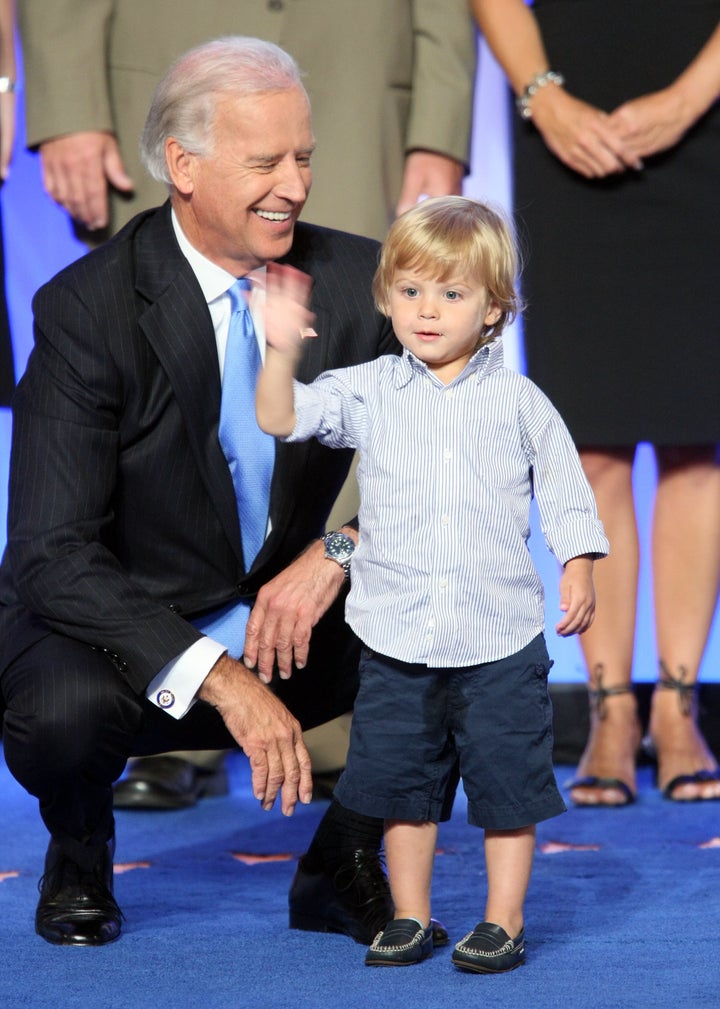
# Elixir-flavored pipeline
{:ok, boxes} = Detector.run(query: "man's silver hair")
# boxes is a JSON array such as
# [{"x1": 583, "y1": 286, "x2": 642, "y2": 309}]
[{"x1": 140, "y1": 36, "x2": 305, "y2": 185}]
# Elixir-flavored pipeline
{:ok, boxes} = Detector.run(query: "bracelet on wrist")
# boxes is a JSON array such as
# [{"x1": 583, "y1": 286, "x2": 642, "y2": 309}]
[
  {"x1": 0, "y1": 77, "x2": 16, "y2": 94},
  {"x1": 516, "y1": 70, "x2": 564, "y2": 120}
]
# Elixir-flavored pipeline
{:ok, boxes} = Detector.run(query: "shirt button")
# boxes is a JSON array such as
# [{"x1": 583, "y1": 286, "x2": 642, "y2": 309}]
[
  {"x1": 443, "y1": 448, "x2": 452, "y2": 460},
  {"x1": 441, "y1": 514, "x2": 450, "y2": 526},
  {"x1": 439, "y1": 578, "x2": 448, "y2": 589}
]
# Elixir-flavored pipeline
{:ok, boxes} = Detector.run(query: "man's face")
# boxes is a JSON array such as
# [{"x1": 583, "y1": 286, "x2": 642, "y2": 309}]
[{"x1": 174, "y1": 86, "x2": 314, "y2": 275}]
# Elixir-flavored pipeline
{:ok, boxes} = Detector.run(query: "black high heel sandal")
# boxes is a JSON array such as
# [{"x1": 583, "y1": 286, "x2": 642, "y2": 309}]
[
  {"x1": 650, "y1": 664, "x2": 720, "y2": 802},
  {"x1": 566, "y1": 667, "x2": 637, "y2": 807}
]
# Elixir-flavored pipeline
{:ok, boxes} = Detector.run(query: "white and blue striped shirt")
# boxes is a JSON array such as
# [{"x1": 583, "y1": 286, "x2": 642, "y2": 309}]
[{"x1": 289, "y1": 340, "x2": 609, "y2": 667}]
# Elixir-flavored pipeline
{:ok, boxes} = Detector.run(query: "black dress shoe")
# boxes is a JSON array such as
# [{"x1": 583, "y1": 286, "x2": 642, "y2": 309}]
[
  {"x1": 36, "y1": 838, "x2": 122, "y2": 946},
  {"x1": 288, "y1": 850, "x2": 449, "y2": 947},
  {"x1": 113, "y1": 755, "x2": 229, "y2": 810},
  {"x1": 289, "y1": 849, "x2": 392, "y2": 944}
]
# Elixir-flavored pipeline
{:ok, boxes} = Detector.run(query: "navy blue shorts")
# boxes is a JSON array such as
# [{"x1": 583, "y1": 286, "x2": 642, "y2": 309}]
[{"x1": 334, "y1": 633, "x2": 566, "y2": 830}]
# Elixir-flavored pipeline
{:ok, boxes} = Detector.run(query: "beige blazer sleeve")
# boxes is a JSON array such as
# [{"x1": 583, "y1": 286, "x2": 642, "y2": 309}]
[
  {"x1": 19, "y1": 0, "x2": 117, "y2": 146},
  {"x1": 407, "y1": 0, "x2": 477, "y2": 168},
  {"x1": 18, "y1": 0, "x2": 477, "y2": 239}
]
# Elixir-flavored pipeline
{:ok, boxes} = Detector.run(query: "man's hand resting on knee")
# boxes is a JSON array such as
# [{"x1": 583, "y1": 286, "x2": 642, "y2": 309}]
[{"x1": 198, "y1": 654, "x2": 313, "y2": 816}]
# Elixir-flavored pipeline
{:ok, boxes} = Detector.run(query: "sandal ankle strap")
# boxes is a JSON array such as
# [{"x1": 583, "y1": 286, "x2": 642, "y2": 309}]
[
  {"x1": 588, "y1": 665, "x2": 634, "y2": 720},
  {"x1": 656, "y1": 663, "x2": 697, "y2": 716}
]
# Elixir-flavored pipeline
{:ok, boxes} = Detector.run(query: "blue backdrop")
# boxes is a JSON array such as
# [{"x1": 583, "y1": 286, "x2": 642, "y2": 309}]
[{"x1": 0, "y1": 38, "x2": 717, "y2": 683}]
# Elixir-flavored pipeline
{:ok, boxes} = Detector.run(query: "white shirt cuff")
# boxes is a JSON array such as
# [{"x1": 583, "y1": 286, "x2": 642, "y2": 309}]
[{"x1": 145, "y1": 637, "x2": 227, "y2": 719}]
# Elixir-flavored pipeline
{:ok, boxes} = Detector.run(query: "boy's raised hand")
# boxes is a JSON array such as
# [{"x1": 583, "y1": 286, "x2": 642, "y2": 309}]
[{"x1": 264, "y1": 262, "x2": 317, "y2": 356}]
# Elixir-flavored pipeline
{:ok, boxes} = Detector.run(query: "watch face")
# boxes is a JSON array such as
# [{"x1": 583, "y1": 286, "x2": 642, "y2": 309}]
[{"x1": 324, "y1": 532, "x2": 355, "y2": 565}]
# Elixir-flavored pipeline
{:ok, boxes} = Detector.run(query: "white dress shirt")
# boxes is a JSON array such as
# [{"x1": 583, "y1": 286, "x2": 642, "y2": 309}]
[
  {"x1": 288, "y1": 341, "x2": 609, "y2": 666},
  {"x1": 146, "y1": 212, "x2": 267, "y2": 718}
]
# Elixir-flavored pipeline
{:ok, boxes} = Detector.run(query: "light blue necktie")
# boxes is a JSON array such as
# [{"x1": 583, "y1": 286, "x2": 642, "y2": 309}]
[
  {"x1": 192, "y1": 598, "x2": 251, "y2": 658},
  {"x1": 218, "y1": 277, "x2": 275, "y2": 570}
]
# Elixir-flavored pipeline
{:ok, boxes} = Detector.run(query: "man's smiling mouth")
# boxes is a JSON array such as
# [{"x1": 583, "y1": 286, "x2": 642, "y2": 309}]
[{"x1": 255, "y1": 209, "x2": 292, "y2": 222}]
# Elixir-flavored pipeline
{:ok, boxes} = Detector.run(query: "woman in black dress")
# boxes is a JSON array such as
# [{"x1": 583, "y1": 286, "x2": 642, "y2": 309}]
[{"x1": 471, "y1": 0, "x2": 720, "y2": 804}]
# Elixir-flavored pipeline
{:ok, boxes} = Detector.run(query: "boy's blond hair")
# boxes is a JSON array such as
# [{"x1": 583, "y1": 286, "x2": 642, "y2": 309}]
[{"x1": 373, "y1": 196, "x2": 521, "y2": 345}]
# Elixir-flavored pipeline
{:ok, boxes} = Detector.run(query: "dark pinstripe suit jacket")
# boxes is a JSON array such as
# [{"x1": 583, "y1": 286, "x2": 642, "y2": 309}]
[{"x1": 0, "y1": 203, "x2": 397, "y2": 695}]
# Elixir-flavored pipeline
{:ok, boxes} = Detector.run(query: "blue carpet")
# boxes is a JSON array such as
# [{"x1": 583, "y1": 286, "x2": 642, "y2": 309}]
[{"x1": 1, "y1": 747, "x2": 718, "y2": 1009}]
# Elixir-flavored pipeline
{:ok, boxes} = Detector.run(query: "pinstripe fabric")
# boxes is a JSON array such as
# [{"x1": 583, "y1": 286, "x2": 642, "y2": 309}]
[
  {"x1": 289, "y1": 342, "x2": 609, "y2": 666},
  {"x1": 0, "y1": 203, "x2": 398, "y2": 694}
]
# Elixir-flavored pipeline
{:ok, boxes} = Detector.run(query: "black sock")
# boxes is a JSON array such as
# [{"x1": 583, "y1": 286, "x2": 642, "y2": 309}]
[{"x1": 304, "y1": 798, "x2": 383, "y2": 873}]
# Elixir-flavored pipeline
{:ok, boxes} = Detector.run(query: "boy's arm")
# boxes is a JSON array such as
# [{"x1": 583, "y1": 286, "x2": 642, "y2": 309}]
[
  {"x1": 256, "y1": 264, "x2": 316, "y2": 437},
  {"x1": 256, "y1": 345, "x2": 299, "y2": 437},
  {"x1": 556, "y1": 555, "x2": 597, "y2": 637}
]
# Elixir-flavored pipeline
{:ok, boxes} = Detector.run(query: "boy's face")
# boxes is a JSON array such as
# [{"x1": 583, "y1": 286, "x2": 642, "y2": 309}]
[{"x1": 388, "y1": 270, "x2": 501, "y2": 383}]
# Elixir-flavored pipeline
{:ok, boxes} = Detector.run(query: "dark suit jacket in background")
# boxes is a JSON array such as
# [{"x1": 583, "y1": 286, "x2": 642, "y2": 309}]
[{"x1": 0, "y1": 203, "x2": 398, "y2": 728}]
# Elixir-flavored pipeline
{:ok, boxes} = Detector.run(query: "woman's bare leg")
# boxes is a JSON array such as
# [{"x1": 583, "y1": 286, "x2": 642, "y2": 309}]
[
  {"x1": 570, "y1": 447, "x2": 641, "y2": 805},
  {"x1": 649, "y1": 446, "x2": 720, "y2": 800}
]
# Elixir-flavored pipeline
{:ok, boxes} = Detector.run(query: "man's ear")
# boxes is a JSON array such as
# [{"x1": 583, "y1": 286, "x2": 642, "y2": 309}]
[{"x1": 165, "y1": 137, "x2": 195, "y2": 195}]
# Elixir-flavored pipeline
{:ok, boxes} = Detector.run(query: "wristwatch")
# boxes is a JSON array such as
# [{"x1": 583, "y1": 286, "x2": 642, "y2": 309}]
[{"x1": 322, "y1": 531, "x2": 355, "y2": 579}]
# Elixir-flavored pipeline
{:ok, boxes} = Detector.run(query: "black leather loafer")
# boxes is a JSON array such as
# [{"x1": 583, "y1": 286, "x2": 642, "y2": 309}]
[
  {"x1": 113, "y1": 755, "x2": 228, "y2": 810},
  {"x1": 365, "y1": 918, "x2": 433, "y2": 966},
  {"x1": 35, "y1": 838, "x2": 123, "y2": 946},
  {"x1": 452, "y1": 921, "x2": 525, "y2": 973},
  {"x1": 288, "y1": 850, "x2": 449, "y2": 947}
]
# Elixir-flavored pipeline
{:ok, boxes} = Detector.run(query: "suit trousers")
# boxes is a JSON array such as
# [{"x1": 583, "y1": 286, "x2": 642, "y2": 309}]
[{"x1": 0, "y1": 594, "x2": 360, "y2": 861}]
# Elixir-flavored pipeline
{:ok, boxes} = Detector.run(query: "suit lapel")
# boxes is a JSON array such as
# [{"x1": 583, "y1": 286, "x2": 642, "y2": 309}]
[
  {"x1": 129, "y1": 212, "x2": 349, "y2": 570},
  {"x1": 134, "y1": 205, "x2": 245, "y2": 564}
]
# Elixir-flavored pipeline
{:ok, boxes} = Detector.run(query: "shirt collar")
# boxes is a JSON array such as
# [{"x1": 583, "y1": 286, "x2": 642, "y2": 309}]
[
  {"x1": 397, "y1": 338, "x2": 504, "y2": 388},
  {"x1": 170, "y1": 209, "x2": 266, "y2": 306}
]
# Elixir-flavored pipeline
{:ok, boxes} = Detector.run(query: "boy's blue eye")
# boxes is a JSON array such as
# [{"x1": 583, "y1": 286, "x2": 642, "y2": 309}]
[
  {"x1": 445, "y1": 290, "x2": 459, "y2": 300},
  {"x1": 404, "y1": 287, "x2": 418, "y2": 297}
]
